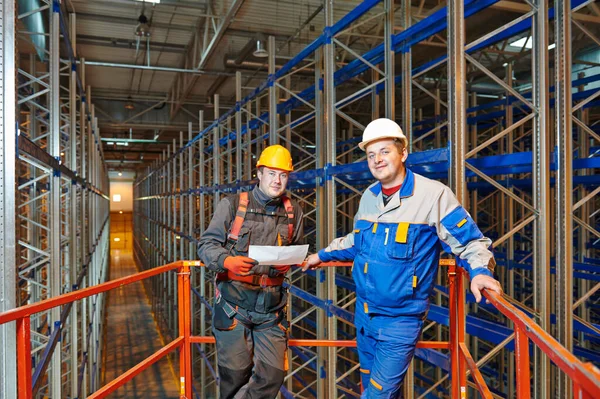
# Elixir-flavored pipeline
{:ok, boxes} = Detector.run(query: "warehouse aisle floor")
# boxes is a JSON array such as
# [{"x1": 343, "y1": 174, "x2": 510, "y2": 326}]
[{"x1": 102, "y1": 247, "x2": 180, "y2": 398}]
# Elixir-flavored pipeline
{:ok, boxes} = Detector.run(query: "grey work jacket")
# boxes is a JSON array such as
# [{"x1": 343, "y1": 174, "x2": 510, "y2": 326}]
[{"x1": 197, "y1": 185, "x2": 304, "y2": 313}]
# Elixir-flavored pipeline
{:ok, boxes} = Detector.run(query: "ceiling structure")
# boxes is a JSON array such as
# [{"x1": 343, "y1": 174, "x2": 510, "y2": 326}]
[{"x1": 53, "y1": 0, "x2": 600, "y2": 173}]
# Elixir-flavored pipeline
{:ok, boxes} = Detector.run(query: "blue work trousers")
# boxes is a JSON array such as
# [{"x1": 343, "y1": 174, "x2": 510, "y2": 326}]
[{"x1": 355, "y1": 310, "x2": 424, "y2": 399}]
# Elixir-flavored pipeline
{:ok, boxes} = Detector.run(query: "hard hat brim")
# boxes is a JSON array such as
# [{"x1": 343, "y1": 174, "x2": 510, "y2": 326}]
[{"x1": 358, "y1": 136, "x2": 408, "y2": 151}]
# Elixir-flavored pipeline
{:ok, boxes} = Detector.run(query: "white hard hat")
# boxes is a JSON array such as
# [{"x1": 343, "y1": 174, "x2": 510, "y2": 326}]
[{"x1": 358, "y1": 118, "x2": 408, "y2": 151}]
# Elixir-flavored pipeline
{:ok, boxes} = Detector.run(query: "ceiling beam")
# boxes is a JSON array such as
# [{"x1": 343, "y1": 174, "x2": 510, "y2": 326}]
[
  {"x1": 77, "y1": 34, "x2": 186, "y2": 53},
  {"x1": 167, "y1": 0, "x2": 246, "y2": 120},
  {"x1": 491, "y1": 1, "x2": 600, "y2": 23}
]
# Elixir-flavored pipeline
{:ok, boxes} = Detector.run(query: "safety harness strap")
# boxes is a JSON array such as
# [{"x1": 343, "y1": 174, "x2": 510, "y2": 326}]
[
  {"x1": 282, "y1": 195, "x2": 294, "y2": 242},
  {"x1": 228, "y1": 191, "x2": 249, "y2": 242},
  {"x1": 222, "y1": 300, "x2": 286, "y2": 331}
]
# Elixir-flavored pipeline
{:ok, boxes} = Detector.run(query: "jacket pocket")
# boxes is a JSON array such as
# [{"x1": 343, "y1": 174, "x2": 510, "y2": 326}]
[
  {"x1": 385, "y1": 223, "x2": 416, "y2": 298},
  {"x1": 234, "y1": 226, "x2": 251, "y2": 252},
  {"x1": 387, "y1": 222, "x2": 415, "y2": 260},
  {"x1": 441, "y1": 206, "x2": 483, "y2": 246},
  {"x1": 353, "y1": 219, "x2": 374, "y2": 252},
  {"x1": 212, "y1": 298, "x2": 238, "y2": 331}
]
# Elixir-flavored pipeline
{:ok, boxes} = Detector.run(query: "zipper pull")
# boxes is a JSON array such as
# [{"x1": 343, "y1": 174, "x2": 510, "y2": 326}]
[{"x1": 384, "y1": 228, "x2": 389, "y2": 245}]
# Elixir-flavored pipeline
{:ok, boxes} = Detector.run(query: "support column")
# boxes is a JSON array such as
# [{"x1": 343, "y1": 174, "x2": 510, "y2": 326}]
[
  {"x1": 384, "y1": 0, "x2": 395, "y2": 120},
  {"x1": 0, "y1": 0, "x2": 17, "y2": 396},
  {"x1": 68, "y1": 14, "x2": 79, "y2": 398},
  {"x1": 268, "y1": 35, "x2": 278, "y2": 145},
  {"x1": 401, "y1": 0, "x2": 411, "y2": 146},
  {"x1": 532, "y1": 0, "x2": 551, "y2": 396},
  {"x1": 213, "y1": 94, "x2": 220, "y2": 210},
  {"x1": 50, "y1": 5, "x2": 63, "y2": 397},
  {"x1": 447, "y1": 0, "x2": 467, "y2": 202},
  {"x1": 555, "y1": 0, "x2": 573, "y2": 396},
  {"x1": 314, "y1": 46, "x2": 328, "y2": 399},
  {"x1": 323, "y1": 1, "x2": 337, "y2": 396},
  {"x1": 236, "y1": 72, "x2": 242, "y2": 181}
]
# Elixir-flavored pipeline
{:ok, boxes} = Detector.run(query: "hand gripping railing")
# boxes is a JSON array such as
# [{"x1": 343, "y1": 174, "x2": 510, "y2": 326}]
[{"x1": 1, "y1": 260, "x2": 599, "y2": 398}]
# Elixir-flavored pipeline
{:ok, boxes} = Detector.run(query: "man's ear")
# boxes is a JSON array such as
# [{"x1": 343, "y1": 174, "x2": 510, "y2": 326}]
[{"x1": 401, "y1": 147, "x2": 409, "y2": 163}]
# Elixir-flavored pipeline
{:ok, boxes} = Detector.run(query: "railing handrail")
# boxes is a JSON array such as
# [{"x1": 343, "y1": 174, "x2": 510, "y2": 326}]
[
  {"x1": 0, "y1": 261, "x2": 198, "y2": 325},
  {"x1": 3, "y1": 259, "x2": 599, "y2": 398},
  {"x1": 484, "y1": 289, "x2": 600, "y2": 396}
]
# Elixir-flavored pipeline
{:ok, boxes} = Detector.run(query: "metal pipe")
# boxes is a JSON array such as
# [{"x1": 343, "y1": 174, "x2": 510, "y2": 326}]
[{"x1": 78, "y1": 60, "x2": 236, "y2": 76}]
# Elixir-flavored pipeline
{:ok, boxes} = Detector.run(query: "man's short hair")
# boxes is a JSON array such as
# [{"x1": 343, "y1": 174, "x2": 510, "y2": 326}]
[{"x1": 393, "y1": 138, "x2": 406, "y2": 154}]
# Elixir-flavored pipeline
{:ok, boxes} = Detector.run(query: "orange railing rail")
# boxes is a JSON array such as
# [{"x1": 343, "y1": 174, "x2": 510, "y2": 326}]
[{"x1": 1, "y1": 260, "x2": 599, "y2": 398}]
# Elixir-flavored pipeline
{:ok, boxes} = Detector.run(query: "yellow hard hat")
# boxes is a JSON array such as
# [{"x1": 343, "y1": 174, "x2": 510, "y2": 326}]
[{"x1": 256, "y1": 144, "x2": 294, "y2": 172}]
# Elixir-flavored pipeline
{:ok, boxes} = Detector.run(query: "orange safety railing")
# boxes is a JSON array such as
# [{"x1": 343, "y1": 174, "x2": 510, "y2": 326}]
[{"x1": 1, "y1": 260, "x2": 600, "y2": 398}]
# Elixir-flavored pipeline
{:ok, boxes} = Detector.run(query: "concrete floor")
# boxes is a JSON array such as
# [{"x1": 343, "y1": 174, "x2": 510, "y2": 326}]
[{"x1": 102, "y1": 248, "x2": 180, "y2": 398}]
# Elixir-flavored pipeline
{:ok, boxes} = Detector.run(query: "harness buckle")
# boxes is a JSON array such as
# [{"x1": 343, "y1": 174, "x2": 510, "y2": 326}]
[{"x1": 259, "y1": 274, "x2": 268, "y2": 288}]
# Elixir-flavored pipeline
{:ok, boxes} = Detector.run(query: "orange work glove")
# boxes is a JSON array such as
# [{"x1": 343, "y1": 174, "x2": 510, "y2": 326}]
[
  {"x1": 223, "y1": 256, "x2": 257, "y2": 276},
  {"x1": 272, "y1": 265, "x2": 291, "y2": 274}
]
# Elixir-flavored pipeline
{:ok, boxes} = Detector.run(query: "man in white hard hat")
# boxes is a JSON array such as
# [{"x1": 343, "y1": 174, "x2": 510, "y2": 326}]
[{"x1": 304, "y1": 118, "x2": 502, "y2": 398}]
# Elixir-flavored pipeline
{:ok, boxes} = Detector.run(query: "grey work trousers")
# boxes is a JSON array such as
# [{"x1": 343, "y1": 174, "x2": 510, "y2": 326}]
[{"x1": 212, "y1": 300, "x2": 288, "y2": 399}]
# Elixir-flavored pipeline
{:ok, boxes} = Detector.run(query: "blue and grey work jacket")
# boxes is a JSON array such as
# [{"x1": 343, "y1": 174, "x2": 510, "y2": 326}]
[{"x1": 318, "y1": 168, "x2": 495, "y2": 317}]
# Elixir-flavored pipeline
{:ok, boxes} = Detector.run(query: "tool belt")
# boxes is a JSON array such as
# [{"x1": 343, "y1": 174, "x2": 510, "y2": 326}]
[{"x1": 218, "y1": 271, "x2": 285, "y2": 287}]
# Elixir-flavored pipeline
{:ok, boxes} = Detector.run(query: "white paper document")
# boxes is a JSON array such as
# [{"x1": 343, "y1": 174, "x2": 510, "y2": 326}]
[{"x1": 248, "y1": 244, "x2": 309, "y2": 266}]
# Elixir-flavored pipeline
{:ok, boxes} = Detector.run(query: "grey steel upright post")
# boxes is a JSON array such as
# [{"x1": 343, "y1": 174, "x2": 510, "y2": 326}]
[
  {"x1": 50, "y1": 4, "x2": 63, "y2": 396},
  {"x1": 69, "y1": 14, "x2": 79, "y2": 397},
  {"x1": 323, "y1": 0, "x2": 338, "y2": 396},
  {"x1": 555, "y1": 0, "x2": 573, "y2": 396},
  {"x1": 0, "y1": 0, "x2": 17, "y2": 396},
  {"x1": 213, "y1": 94, "x2": 220, "y2": 210},
  {"x1": 532, "y1": 0, "x2": 551, "y2": 396},
  {"x1": 269, "y1": 35, "x2": 278, "y2": 145},
  {"x1": 314, "y1": 46, "x2": 328, "y2": 399},
  {"x1": 447, "y1": 0, "x2": 467, "y2": 202},
  {"x1": 236, "y1": 72, "x2": 243, "y2": 181},
  {"x1": 198, "y1": 110, "x2": 207, "y2": 399}
]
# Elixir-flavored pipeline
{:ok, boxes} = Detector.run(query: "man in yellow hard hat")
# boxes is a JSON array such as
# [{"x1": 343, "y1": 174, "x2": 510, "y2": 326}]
[
  {"x1": 304, "y1": 118, "x2": 502, "y2": 398},
  {"x1": 198, "y1": 144, "x2": 303, "y2": 399}
]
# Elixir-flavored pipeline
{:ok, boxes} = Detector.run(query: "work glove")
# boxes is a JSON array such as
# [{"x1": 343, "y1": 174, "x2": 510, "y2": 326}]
[
  {"x1": 223, "y1": 256, "x2": 258, "y2": 276},
  {"x1": 272, "y1": 265, "x2": 291, "y2": 274}
]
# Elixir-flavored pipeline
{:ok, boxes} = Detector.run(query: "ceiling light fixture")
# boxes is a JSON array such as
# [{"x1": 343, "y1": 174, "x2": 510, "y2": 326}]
[
  {"x1": 253, "y1": 33, "x2": 268, "y2": 58},
  {"x1": 135, "y1": 14, "x2": 151, "y2": 38},
  {"x1": 134, "y1": 0, "x2": 160, "y2": 3},
  {"x1": 125, "y1": 96, "x2": 135, "y2": 110}
]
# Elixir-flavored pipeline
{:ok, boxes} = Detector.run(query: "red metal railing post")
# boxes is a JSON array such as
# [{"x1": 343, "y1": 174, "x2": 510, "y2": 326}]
[
  {"x1": 449, "y1": 265, "x2": 467, "y2": 398},
  {"x1": 177, "y1": 265, "x2": 187, "y2": 398},
  {"x1": 514, "y1": 326, "x2": 531, "y2": 398},
  {"x1": 182, "y1": 263, "x2": 192, "y2": 398},
  {"x1": 17, "y1": 316, "x2": 32, "y2": 399},
  {"x1": 457, "y1": 267, "x2": 467, "y2": 397},
  {"x1": 449, "y1": 265, "x2": 460, "y2": 398}
]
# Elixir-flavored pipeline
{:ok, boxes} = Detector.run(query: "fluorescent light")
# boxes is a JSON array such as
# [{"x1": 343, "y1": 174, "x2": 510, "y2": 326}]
[
  {"x1": 107, "y1": 141, "x2": 115, "y2": 145},
  {"x1": 510, "y1": 37, "x2": 555, "y2": 50},
  {"x1": 134, "y1": 0, "x2": 160, "y2": 3},
  {"x1": 116, "y1": 142, "x2": 129, "y2": 146},
  {"x1": 119, "y1": 210, "x2": 123, "y2": 214},
  {"x1": 114, "y1": 237, "x2": 121, "y2": 242},
  {"x1": 113, "y1": 194, "x2": 121, "y2": 202},
  {"x1": 118, "y1": 172, "x2": 123, "y2": 176},
  {"x1": 502, "y1": 63, "x2": 508, "y2": 67},
  {"x1": 509, "y1": 37, "x2": 532, "y2": 49}
]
